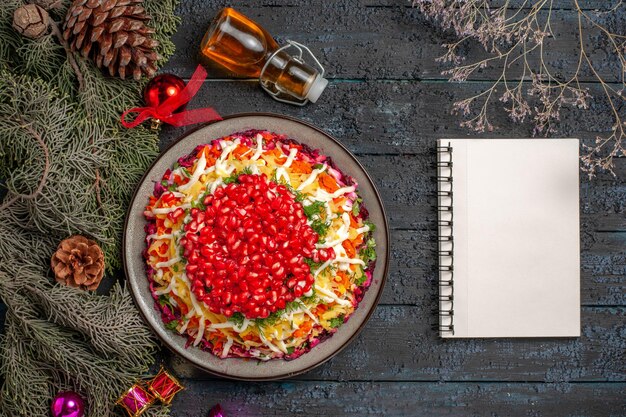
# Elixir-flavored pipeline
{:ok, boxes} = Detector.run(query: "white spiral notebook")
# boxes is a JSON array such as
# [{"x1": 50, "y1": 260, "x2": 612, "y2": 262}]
[{"x1": 437, "y1": 139, "x2": 581, "y2": 338}]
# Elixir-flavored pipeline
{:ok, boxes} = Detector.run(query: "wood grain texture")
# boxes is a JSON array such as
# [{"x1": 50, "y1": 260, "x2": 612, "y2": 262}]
[
  {"x1": 159, "y1": 80, "x2": 624, "y2": 156},
  {"x1": 168, "y1": 381, "x2": 626, "y2": 417},
  {"x1": 157, "y1": 1, "x2": 626, "y2": 412},
  {"x1": 4, "y1": 0, "x2": 625, "y2": 415},
  {"x1": 186, "y1": 0, "x2": 619, "y2": 10},
  {"x1": 163, "y1": 1, "x2": 624, "y2": 82},
  {"x1": 363, "y1": 0, "x2": 618, "y2": 9}
]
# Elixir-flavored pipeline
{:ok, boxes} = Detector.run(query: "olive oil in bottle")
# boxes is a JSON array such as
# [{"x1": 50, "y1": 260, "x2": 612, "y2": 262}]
[{"x1": 200, "y1": 8, "x2": 328, "y2": 104}]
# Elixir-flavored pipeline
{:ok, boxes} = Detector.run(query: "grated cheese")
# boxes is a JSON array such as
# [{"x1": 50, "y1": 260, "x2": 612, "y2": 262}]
[
  {"x1": 155, "y1": 257, "x2": 181, "y2": 268},
  {"x1": 179, "y1": 153, "x2": 207, "y2": 191},
  {"x1": 152, "y1": 204, "x2": 191, "y2": 215},
  {"x1": 250, "y1": 134, "x2": 264, "y2": 161},
  {"x1": 297, "y1": 166, "x2": 326, "y2": 191}
]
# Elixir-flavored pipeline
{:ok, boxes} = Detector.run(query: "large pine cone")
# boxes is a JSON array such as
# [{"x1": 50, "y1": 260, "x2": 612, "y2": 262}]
[
  {"x1": 51, "y1": 235, "x2": 105, "y2": 291},
  {"x1": 63, "y1": 0, "x2": 159, "y2": 80}
]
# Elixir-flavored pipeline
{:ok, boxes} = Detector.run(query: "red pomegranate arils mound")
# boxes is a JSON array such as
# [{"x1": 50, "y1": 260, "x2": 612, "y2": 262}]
[
  {"x1": 144, "y1": 130, "x2": 377, "y2": 360},
  {"x1": 181, "y1": 174, "x2": 320, "y2": 319}
]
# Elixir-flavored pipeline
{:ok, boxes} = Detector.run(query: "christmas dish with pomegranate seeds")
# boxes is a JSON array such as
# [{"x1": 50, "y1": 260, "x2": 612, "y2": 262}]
[{"x1": 143, "y1": 130, "x2": 377, "y2": 360}]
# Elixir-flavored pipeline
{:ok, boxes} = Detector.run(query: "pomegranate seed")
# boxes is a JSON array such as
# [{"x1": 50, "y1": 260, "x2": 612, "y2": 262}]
[{"x1": 223, "y1": 292, "x2": 232, "y2": 305}]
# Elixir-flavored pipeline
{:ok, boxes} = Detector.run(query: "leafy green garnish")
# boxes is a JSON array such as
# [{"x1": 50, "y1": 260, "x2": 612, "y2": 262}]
[
  {"x1": 311, "y1": 219, "x2": 330, "y2": 238},
  {"x1": 290, "y1": 187, "x2": 306, "y2": 202},
  {"x1": 222, "y1": 172, "x2": 239, "y2": 185},
  {"x1": 223, "y1": 167, "x2": 254, "y2": 185},
  {"x1": 286, "y1": 346, "x2": 295, "y2": 354},
  {"x1": 300, "y1": 291, "x2": 319, "y2": 305},
  {"x1": 363, "y1": 220, "x2": 376, "y2": 232},
  {"x1": 256, "y1": 312, "x2": 281, "y2": 328},
  {"x1": 303, "y1": 258, "x2": 323, "y2": 271},
  {"x1": 181, "y1": 167, "x2": 191, "y2": 178},
  {"x1": 303, "y1": 201, "x2": 325, "y2": 219},
  {"x1": 229, "y1": 312, "x2": 245, "y2": 327},
  {"x1": 329, "y1": 315, "x2": 345, "y2": 328},
  {"x1": 255, "y1": 300, "x2": 305, "y2": 329},
  {"x1": 158, "y1": 295, "x2": 173, "y2": 309},
  {"x1": 312, "y1": 163, "x2": 325, "y2": 170},
  {"x1": 191, "y1": 199, "x2": 205, "y2": 210},
  {"x1": 165, "y1": 320, "x2": 179, "y2": 330},
  {"x1": 161, "y1": 178, "x2": 178, "y2": 191},
  {"x1": 355, "y1": 268, "x2": 368, "y2": 286},
  {"x1": 284, "y1": 301, "x2": 302, "y2": 313},
  {"x1": 352, "y1": 197, "x2": 362, "y2": 216},
  {"x1": 280, "y1": 181, "x2": 305, "y2": 202},
  {"x1": 360, "y1": 238, "x2": 377, "y2": 263}
]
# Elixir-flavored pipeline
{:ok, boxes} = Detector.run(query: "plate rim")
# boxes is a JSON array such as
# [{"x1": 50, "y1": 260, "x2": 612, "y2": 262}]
[{"x1": 122, "y1": 112, "x2": 390, "y2": 381}]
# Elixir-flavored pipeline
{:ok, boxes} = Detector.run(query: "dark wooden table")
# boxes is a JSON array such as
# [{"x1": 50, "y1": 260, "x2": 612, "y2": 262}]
[{"x1": 157, "y1": 1, "x2": 626, "y2": 415}]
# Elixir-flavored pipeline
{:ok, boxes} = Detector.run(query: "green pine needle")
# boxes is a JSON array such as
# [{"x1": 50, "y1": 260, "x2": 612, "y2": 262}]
[{"x1": 0, "y1": 1, "x2": 180, "y2": 415}]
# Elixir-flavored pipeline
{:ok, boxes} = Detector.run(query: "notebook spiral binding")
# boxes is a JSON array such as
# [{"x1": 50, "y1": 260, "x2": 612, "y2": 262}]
[{"x1": 437, "y1": 143, "x2": 454, "y2": 335}]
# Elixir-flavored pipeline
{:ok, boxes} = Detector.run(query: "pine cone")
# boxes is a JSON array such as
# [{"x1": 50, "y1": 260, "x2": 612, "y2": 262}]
[
  {"x1": 51, "y1": 235, "x2": 105, "y2": 291},
  {"x1": 13, "y1": 4, "x2": 50, "y2": 39},
  {"x1": 62, "y1": 0, "x2": 160, "y2": 80}
]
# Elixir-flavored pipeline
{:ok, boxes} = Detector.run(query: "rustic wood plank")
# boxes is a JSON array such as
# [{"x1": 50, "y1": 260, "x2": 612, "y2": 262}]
[
  {"x1": 159, "y1": 80, "x2": 625, "y2": 157},
  {"x1": 201, "y1": 0, "x2": 618, "y2": 10},
  {"x1": 362, "y1": 0, "x2": 618, "y2": 8},
  {"x1": 364, "y1": 0, "x2": 618, "y2": 8},
  {"x1": 164, "y1": 2, "x2": 624, "y2": 81},
  {"x1": 169, "y1": 380, "x2": 626, "y2": 417},
  {"x1": 166, "y1": 307, "x2": 626, "y2": 382}
]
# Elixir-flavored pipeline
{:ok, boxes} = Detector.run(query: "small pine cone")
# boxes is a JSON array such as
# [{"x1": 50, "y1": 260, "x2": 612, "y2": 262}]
[
  {"x1": 51, "y1": 235, "x2": 105, "y2": 291},
  {"x1": 63, "y1": 0, "x2": 160, "y2": 80},
  {"x1": 13, "y1": 4, "x2": 50, "y2": 39}
]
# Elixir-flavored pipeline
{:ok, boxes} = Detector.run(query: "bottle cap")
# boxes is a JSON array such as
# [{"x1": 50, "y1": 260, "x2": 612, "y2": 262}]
[{"x1": 306, "y1": 74, "x2": 328, "y2": 103}]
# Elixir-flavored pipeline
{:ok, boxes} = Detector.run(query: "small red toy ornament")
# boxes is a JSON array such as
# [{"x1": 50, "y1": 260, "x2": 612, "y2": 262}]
[
  {"x1": 143, "y1": 73, "x2": 186, "y2": 129},
  {"x1": 116, "y1": 383, "x2": 155, "y2": 417},
  {"x1": 144, "y1": 74, "x2": 186, "y2": 110},
  {"x1": 146, "y1": 367, "x2": 184, "y2": 405},
  {"x1": 121, "y1": 65, "x2": 221, "y2": 129}
]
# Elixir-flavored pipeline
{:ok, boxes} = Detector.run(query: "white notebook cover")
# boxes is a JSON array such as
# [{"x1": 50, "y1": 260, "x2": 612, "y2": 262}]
[{"x1": 438, "y1": 139, "x2": 580, "y2": 338}]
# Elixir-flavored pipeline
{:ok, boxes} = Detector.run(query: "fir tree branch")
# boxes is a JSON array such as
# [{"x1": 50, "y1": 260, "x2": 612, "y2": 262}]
[
  {"x1": 0, "y1": 119, "x2": 50, "y2": 211},
  {"x1": 0, "y1": 1, "x2": 181, "y2": 415},
  {"x1": 93, "y1": 168, "x2": 103, "y2": 213},
  {"x1": 49, "y1": 19, "x2": 84, "y2": 92}
]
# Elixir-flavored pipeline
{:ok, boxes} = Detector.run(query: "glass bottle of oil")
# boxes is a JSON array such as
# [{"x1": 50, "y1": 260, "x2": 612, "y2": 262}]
[{"x1": 199, "y1": 7, "x2": 328, "y2": 104}]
